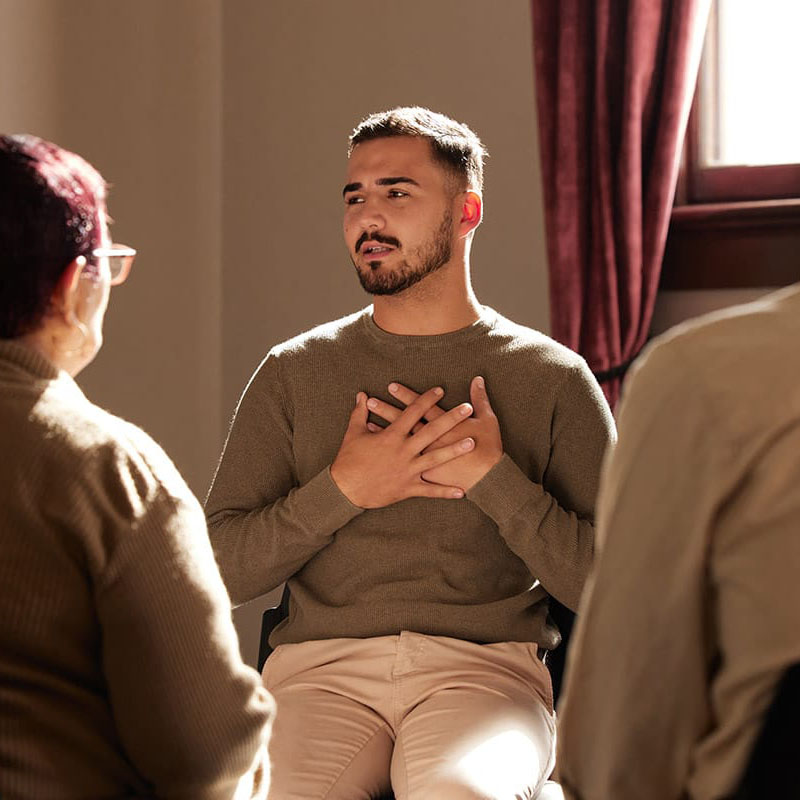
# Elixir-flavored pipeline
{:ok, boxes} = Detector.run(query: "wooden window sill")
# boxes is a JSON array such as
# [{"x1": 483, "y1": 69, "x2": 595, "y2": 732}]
[{"x1": 660, "y1": 198, "x2": 800, "y2": 290}]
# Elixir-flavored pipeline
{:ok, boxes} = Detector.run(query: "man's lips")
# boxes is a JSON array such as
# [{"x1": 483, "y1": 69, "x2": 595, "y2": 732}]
[
  {"x1": 361, "y1": 243, "x2": 395, "y2": 257},
  {"x1": 355, "y1": 232, "x2": 401, "y2": 256}
]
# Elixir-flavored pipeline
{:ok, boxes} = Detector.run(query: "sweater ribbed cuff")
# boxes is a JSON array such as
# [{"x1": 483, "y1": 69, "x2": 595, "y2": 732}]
[
  {"x1": 296, "y1": 466, "x2": 364, "y2": 535},
  {"x1": 466, "y1": 453, "x2": 539, "y2": 527}
]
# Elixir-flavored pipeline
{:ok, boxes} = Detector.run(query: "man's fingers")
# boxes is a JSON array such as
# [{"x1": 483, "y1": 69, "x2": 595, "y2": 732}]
[
  {"x1": 411, "y1": 402, "x2": 473, "y2": 452},
  {"x1": 367, "y1": 396, "x2": 426, "y2": 434},
  {"x1": 415, "y1": 481, "x2": 465, "y2": 500},
  {"x1": 417, "y1": 436, "x2": 474, "y2": 472},
  {"x1": 389, "y1": 382, "x2": 445, "y2": 420},
  {"x1": 345, "y1": 392, "x2": 369, "y2": 437},
  {"x1": 392, "y1": 386, "x2": 447, "y2": 436},
  {"x1": 469, "y1": 376, "x2": 495, "y2": 417},
  {"x1": 366, "y1": 397, "x2": 403, "y2": 424}
]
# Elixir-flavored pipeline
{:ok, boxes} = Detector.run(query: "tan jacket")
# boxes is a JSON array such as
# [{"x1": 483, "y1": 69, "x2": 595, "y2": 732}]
[{"x1": 558, "y1": 284, "x2": 800, "y2": 799}]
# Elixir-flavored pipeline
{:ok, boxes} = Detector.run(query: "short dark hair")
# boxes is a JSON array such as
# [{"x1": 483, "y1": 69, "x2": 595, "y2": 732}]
[
  {"x1": 0, "y1": 134, "x2": 107, "y2": 338},
  {"x1": 348, "y1": 107, "x2": 487, "y2": 192}
]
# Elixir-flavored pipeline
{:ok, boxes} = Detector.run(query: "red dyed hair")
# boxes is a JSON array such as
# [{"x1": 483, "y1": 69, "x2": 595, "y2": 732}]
[{"x1": 0, "y1": 134, "x2": 107, "y2": 338}]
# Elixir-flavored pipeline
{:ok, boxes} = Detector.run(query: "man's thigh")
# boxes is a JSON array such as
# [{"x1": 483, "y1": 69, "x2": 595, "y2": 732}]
[
  {"x1": 391, "y1": 638, "x2": 556, "y2": 800},
  {"x1": 263, "y1": 641, "x2": 395, "y2": 800}
]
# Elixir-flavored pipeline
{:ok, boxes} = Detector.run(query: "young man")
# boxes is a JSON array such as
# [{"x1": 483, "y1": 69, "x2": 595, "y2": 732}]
[
  {"x1": 556, "y1": 284, "x2": 800, "y2": 800},
  {"x1": 206, "y1": 107, "x2": 615, "y2": 799}
]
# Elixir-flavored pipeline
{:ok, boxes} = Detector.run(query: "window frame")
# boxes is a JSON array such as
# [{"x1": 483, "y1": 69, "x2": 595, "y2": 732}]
[{"x1": 660, "y1": 0, "x2": 800, "y2": 291}]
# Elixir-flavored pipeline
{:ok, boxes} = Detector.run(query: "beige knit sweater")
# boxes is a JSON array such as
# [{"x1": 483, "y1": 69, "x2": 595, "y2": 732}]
[
  {"x1": 206, "y1": 307, "x2": 615, "y2": 650},
  {"x1": 0, "y1": 341, "x2": 273, "y2": 800},
  {"x1": 557, "y1": 283, "x2": 800, "y2": 799}
]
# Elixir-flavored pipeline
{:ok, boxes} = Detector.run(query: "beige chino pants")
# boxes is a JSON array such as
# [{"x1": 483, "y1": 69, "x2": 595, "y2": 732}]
[{"x1": 262, "y1": 631, "x2": 556, "y2": 800}]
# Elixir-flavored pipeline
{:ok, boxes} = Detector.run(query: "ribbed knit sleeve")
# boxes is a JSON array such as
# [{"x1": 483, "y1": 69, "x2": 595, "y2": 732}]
[
  {"x1": 467, "y1": 361, "x2": 615, "y2": 610},
  {"x1": 89, "y1": 435, "x2": 274, "y2": 799},
  {"x1": 206, "y1": 351, "x2": 363, "y2": 605}
]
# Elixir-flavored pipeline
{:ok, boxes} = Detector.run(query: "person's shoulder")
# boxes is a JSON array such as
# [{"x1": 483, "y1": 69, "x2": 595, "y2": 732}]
[
  {"x1": 109, "y1": 416, "x2": 194, "y2": 507},
  {"x1": 624, "y1": 284, "x2": 800, "y2": 436},
  {"x1": 241, "y1": 308, "x2": 368, "y2": 395},
  {"x1": 270, "y1": 307, "x2": 369, "y2": 360},
  {"x1": 37, "y1": 381, "x2": 192, "y2": 512},
  {"x1": 636, "y1": 284, "x2": 800, "y2": 384},
  {"x1": 486, "y1": 308, "x2": 588, "y2": 371}
]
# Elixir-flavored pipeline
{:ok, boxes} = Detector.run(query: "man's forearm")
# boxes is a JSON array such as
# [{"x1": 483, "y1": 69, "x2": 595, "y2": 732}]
[
  {"x1": 206, "y1": 467, "x2": 363, "y2": 605},
  {"x1": 467, "y1": 454, "x2": 594, "y2": 611}
]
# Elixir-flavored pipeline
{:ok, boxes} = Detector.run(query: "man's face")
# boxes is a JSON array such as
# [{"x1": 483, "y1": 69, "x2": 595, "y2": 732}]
[{"x1": 343, "y1": 136, "x2": 459, "y2": 296}]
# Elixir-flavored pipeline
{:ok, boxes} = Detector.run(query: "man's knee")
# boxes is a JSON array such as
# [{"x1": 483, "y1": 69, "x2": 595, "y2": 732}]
[
  {"x1": 412, "y1": 776, "x2": 491, "y2": 800},
  {"x1": 411, "y1": 775, "x2": 544, "y2": 800}
]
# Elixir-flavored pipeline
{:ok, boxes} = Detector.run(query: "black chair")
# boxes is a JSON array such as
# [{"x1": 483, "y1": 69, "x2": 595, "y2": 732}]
[
  {"x1": 543, "y1": 598, "x2": 574, "y2": 706},
  {"x1": 257, "y1": 584, "x2": 291, "y2": 672},
  {"x1": 731, "y1": 661, "x2": 800, "y2": 799}
]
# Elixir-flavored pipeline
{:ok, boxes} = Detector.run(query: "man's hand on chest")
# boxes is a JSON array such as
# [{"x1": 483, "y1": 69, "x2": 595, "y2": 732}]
[
  {"x1": 329, "y1": 385, "x2": 479, "y2": 509},
  {"x1": 365, "y1": 376, "x2": 504, "y2": 492}
]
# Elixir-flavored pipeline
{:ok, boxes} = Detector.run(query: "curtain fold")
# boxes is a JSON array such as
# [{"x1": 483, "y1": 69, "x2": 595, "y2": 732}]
[{"x1": 531, "y1": 0, "x2": 711, "y2": 408}]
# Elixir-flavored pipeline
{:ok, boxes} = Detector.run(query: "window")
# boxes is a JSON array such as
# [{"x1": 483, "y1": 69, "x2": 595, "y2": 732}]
[
  {"x1": 690, "y1": 0, "x2": 800, "y2": 202},
  {"x1": 661, "y1": 0, "x2": 800, "y2": 289},
  {"x1": 701, "y1": 3, "x2": 800, "y2": 168}
]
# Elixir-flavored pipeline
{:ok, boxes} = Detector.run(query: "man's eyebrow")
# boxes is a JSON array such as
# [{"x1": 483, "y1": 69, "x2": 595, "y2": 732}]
[
  {"x1": 377, "y1": 176, "x2": 420, "y2": 188},
  {"x1": 342, "y1": 176, "x2": 421, "y2": 197}
]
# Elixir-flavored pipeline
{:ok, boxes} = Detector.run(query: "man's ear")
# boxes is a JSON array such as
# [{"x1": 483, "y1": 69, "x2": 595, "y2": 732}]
[
  {"x1": 459, "y1": 191, "x2": 482, "y2": 236},
  {"x1": 50, "y1": 257, "x2": 87, "y2": 319}
]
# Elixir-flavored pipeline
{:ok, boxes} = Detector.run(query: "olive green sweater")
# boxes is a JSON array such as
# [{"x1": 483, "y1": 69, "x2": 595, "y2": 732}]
[
  {"x1": 0, "y1": 341, "x2": 273, "y2": 800},
  {"x1": 206, "y1": 307, "x2": 615, "y2": 650}
]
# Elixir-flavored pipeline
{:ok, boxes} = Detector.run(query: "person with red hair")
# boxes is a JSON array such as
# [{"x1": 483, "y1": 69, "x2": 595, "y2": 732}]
[{"x1": 0, "y1": 134, "x2": 274, "y2": 800}]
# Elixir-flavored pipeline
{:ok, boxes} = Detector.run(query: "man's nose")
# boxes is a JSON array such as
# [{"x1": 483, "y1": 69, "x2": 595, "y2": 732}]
[{"x1": 356, "y1": 200, "x2": 385, "y2": 231}]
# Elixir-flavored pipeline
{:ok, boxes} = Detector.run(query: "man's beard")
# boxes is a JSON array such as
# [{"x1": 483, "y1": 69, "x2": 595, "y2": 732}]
[{"x1": 352, "y1": 208, "x2": 453, "y2": 296}]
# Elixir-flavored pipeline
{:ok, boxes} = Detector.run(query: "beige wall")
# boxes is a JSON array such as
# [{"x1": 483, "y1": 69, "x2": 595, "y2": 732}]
[{"x1": 1, "y1": 0, "x2": 223, "y2": 496}]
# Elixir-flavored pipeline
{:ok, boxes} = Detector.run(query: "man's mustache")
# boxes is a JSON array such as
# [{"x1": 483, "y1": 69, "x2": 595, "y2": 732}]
[{"x1": 355, "y1": 232, "x2": 401, "y2": 253}]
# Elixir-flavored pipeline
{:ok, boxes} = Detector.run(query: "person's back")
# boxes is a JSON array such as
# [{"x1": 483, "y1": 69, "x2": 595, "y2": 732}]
[
  {"x1": 0, "y1": 133, "x2": 273, "y2": 799},
  {"x1": 0, "y1": 343, "x2": 273, "y2": 798},
  {"x1": 1, "y1": 349, "x2": 151, "y2": 795},
  {"x1": 557, "y1": 283, "x2": 800, "y2": 799}
]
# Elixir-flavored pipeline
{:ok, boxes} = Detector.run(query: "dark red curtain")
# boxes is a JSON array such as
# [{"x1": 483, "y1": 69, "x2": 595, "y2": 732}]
[{"x1": 531, "y1": 0, "x2": 710, "y2": 408}]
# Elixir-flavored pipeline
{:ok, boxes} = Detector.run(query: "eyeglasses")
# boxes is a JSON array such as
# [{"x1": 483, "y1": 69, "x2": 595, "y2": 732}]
[{"x1": 91, "y1": 243, "x2": 136, "y2": 285}]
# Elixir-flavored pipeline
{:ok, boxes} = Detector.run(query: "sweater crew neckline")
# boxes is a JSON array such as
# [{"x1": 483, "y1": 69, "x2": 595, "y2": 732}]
[
  {"x1": 360, "y1": 306, "x2": 498, "y2": 350},
  {"x1": 0, "y1": 340, "x2": 61, "y2": 381}
]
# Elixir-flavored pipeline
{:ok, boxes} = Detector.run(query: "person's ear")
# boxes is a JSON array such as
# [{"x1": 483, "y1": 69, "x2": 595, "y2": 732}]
[
  {"x1": 50, "y1": 257, "x2": 87, "y2": 320},
  {"x1": 459, "y1": 191, "x2": 482, "y2": 236}
]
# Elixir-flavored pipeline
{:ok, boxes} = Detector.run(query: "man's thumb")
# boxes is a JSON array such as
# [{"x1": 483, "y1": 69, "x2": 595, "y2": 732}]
[
  {"x1": 470, "y1": 376, "x2": 492, "y2": 416},
  {"x1": 346, "y1": 391, "x2": 368, "y2": 434}
]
